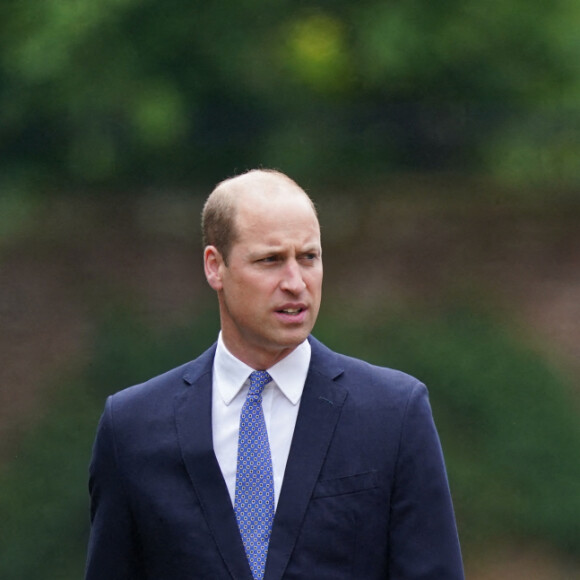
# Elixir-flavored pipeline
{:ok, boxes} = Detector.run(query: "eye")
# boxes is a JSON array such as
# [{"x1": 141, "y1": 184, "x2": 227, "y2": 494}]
[
  {"x1": 259, "y1": 255, "x2": 278, "y2": 263},
  {"x1": 301, "y1": 252, "x2": 319, "y2": 262}
]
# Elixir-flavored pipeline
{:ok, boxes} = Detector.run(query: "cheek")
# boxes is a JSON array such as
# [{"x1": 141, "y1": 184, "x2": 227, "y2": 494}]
[
  {"x1": 306, "y1": 271, "x2": 323, "y2": 292},
  {"x1": 229, "y1": 275, "x2": 274, "y2": 302}
]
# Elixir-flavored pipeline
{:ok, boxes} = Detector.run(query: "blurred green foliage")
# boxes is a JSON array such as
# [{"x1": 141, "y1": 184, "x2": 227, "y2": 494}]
[
  {"x1": 2, "y1": 1, "x2": 580, "y2": 189},
  {"x1": 0, "y1": 305, "x2": 579, "y2": 578}
]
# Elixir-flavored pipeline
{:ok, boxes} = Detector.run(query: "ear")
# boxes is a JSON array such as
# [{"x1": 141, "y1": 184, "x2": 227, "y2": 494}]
[{"x1": 204, "y1": 245, "x2": 225, "y2": 291}]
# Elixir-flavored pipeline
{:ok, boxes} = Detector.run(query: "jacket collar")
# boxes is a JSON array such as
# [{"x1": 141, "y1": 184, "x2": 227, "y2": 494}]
[{"x1": 265, "y1": 336, "x2": 347, "y2": 579}]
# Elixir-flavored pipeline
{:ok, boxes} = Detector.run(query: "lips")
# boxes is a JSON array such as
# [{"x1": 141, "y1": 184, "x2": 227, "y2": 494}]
[
  {"x1": 275, "y1": 304, "x2": 307, "y2": 321},
  {"x1": 278, "y1": 307, "x2": 303, "y2": 315}
]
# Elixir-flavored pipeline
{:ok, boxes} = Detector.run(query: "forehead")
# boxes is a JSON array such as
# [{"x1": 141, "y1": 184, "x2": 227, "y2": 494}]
[{"x1": 234, "y1": 188, "x2": 320, "y2": 246}]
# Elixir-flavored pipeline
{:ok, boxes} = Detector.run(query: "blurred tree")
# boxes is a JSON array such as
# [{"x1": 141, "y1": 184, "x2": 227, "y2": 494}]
[{"x1": 1, "y1": 0, "x2": 580, "y2": 189}]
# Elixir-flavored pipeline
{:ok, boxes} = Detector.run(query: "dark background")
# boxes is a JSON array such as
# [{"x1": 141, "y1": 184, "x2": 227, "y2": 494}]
[{"x1": 1, "y1": 2, "x2": 579, "y2": 578}]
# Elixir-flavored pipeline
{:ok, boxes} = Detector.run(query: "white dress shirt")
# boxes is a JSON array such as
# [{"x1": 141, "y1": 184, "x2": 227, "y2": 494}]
[{"x1": 211, "y1": 333, "x2": 310, "y2": 508}]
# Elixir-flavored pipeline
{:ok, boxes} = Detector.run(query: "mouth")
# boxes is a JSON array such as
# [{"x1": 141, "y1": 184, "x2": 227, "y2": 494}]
[{"x1": 277, "y1": 307, "x2": 304, "y2": 315}]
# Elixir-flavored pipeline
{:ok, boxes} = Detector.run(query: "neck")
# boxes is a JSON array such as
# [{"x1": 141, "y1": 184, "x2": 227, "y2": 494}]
[{"x1": 220, "y1": 335, "x2": 297, "y2": 370}]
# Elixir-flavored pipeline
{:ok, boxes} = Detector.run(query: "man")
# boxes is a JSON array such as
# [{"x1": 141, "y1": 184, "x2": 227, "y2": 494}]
[{"x1": 86, "y1": 169, "x2": 464, "y2": 579}]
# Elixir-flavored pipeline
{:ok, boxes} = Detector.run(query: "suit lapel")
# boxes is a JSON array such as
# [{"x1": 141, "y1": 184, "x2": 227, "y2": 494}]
[
  {"x1": 265, "y1": 338, "x2": 347, "y2": 580},
  {"x1": 174, "y1": 346, "x2": 253, "y2": 580}
]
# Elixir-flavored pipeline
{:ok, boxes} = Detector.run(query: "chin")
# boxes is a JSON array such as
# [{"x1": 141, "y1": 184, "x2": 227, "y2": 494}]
[{"x1": 277, "y1": 332, "x2": 310, "y2": 348}]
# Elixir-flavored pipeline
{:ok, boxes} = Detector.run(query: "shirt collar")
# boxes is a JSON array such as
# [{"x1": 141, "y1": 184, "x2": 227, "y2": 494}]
[{"x1": 213, "y1": 332, "x2": 311, "y2": 406}]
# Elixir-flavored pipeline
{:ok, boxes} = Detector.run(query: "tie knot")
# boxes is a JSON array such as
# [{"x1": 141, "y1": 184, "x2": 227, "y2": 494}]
[{"x1": 248, "y1": 370, "x2": 271, "y2": 399}]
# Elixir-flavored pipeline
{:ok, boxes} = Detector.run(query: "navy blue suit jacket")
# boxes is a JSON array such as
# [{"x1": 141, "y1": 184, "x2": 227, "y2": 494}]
[{"x1": 86, "y1": 336, "x2": 464, "y2": 579}]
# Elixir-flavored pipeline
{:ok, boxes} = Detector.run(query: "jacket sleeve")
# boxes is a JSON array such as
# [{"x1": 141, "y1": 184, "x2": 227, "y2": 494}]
[
  {"x1": 85, "y1": 396, "x2": 145, "y2": 580},
  {"x1": 388, "y1": 381, "x2": 465, "y2": 579}
]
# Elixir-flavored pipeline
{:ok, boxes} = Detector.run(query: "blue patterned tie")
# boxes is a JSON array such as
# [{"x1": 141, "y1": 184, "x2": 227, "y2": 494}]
[{"x1": 234, "y1": 371, "x2": 275, "y2": 580}]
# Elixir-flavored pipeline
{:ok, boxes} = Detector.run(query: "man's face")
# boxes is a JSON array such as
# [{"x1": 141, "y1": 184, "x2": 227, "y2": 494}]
[{"x1": 207, "y1": 189, "x2": 323, "y2": 369}]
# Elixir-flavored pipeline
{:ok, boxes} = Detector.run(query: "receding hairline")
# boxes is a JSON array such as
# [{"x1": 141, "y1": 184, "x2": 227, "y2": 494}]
[
  {"x1": 210, "y1": 169, "x2": 316, "y2": 210},
  {"x1": 201, "y1": 169, "x2": 318, "y2": 257}
]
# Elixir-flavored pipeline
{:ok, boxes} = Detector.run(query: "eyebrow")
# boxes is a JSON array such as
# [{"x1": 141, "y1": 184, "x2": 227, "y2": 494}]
[
  {"x1": 301, "y1": 246, "x2": 322, "y2": 255},
  {"x1": 248, "y1": 243, "x2": 321, "y2": 258}
]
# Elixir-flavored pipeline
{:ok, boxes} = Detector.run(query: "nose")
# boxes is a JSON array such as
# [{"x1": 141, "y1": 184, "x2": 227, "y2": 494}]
[{"x1": 280, "y1": 259, "x2": 306, "y2": 294}]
